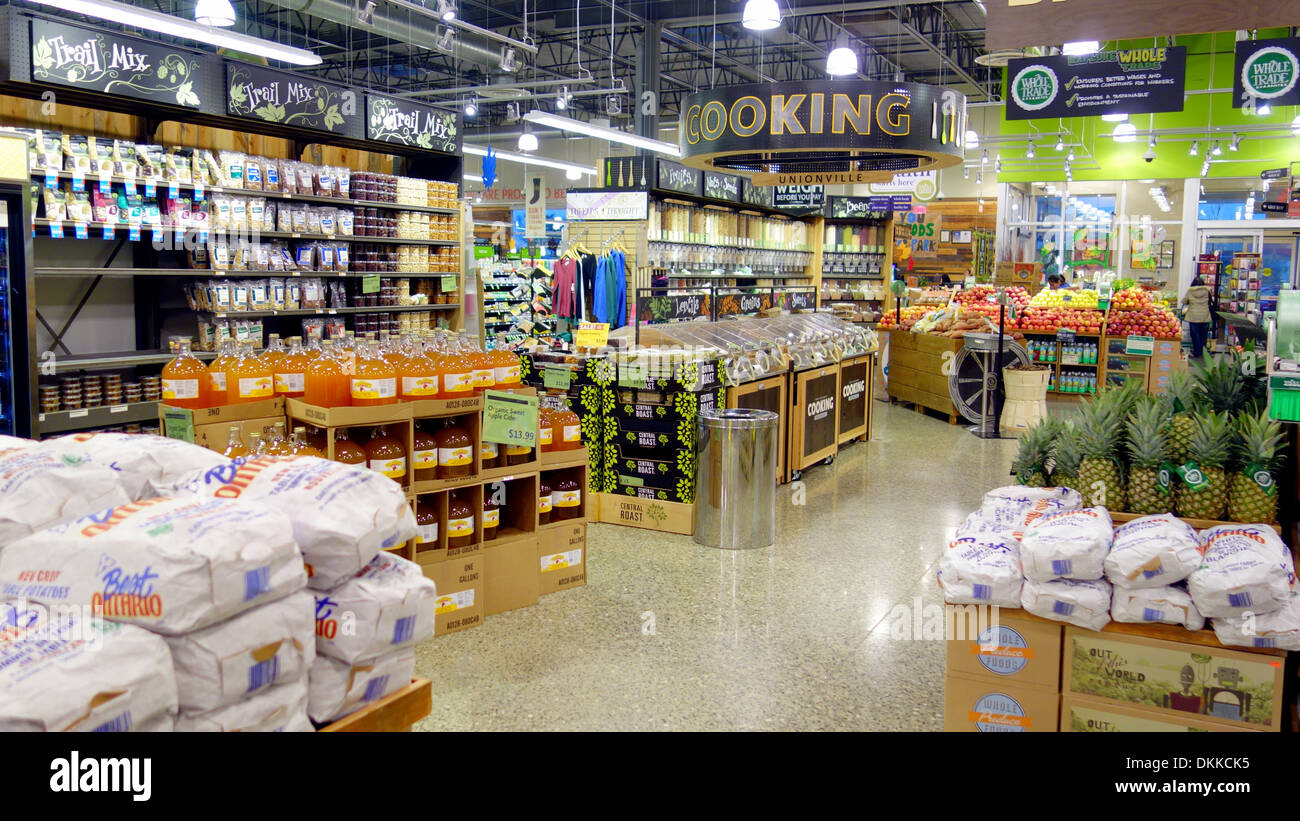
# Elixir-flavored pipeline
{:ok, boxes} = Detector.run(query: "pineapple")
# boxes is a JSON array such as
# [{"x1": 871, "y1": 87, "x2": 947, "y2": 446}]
[
  {"x1": 1175, "y1": 411, "x2": 1233, "y2": 520},
  {"x1": 1124, "y1": 399, "x2": 1173, "y2": 515},
  {"x1": 1163, "y1": 370, "x2": 1201, "y2": 464},
  {"x1": 1228, "y1": 411, "x2": 1285, "y2": 524},
  {"x1": 1011, "y1": 418, "x2": 1056, "y2": 487},
  {"x1": 1196, "y1": 357, "x2": 1247, "y2": 415},
  {"x1": 1076, "y1": 393, "x2": 1126, "y2": 510},
  {"x1": 1049, "y1": 423, "x2": 1084, "y2": 494}
]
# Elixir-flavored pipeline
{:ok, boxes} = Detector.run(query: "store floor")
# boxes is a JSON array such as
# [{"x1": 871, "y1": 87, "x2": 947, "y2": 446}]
[{"x1": 413, "y1": 399, "x2": 1019, "y2": 731}]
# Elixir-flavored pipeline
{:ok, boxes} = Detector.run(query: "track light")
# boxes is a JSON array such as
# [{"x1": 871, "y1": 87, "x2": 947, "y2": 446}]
[
  {"x1": 980, "y1": 148, "x2": 988, "y2": 165},
  {"x1": 505, "y1": 102, "x2": 520, "y2": 123},
  {"x1": 976, "y1": 172, "x2": 983, "y2": 185},
  {"x1": 963, "y1": 166, "x2": 969, "y2": 179},
  {"x1": 556, "y1": 87, "x2": 569, "y2": 110},
  {"x1": 354, "y1": 0, "x2": 376, "y2": 24},
  {"x1": 1066, "y1": 148, "x2": 1075, "y2": 161},
  {"x1": 1025, "y1": 141, "x2": 1035, "y2": 159},
  {"x1": 1143, "y1": 136, "x2": 1157, "y2": 162},
  {"x1": 517, "y1": 125, "x2": 539, "y2": 152},
  {"x1": 995, "y1": 155, "x2": 1002, "y2": 172},
  {"x1": 500, "y1": 46, "x2": 521, "y2": 72},
  {"x1": 195, "y1": 0, "x2": 236, "y2": 27},
  {"x1": 1054, "y1": 136, "x2": 1065, "y2": 151},
  {"x1": 436, "y1": 0, "x2": 456, "y2": 22},
  {"x1": 1188, "y1": 140, "x2": 1199, "y2": 156},
  {"x1": 742, "y1": 0, "x2": 781, "y2": 30},
  {"x1": 607, "y1": 95, "x2": 622, "y2": 116},
  {"x1": 1293, "y1": 114, "x2": 1300, "y2": 135},
  {"x1": 435, "y1": 27, "x2": 455, "y2": 54},
  {"x1": 464, "y1": 97, "x2": 478, "y2": 117},
  {"x1": 1211, "y1": 140, "x2": 1222, "y2": 156},
  {"x1": 1229, "y1": 133, "x2": 1241, "y2": 151}
]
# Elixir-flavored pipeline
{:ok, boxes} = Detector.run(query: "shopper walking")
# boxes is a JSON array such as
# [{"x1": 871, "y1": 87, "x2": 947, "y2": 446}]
[{"x1": 1180, "y1": 275, "x2": 1213, "y2": 360}]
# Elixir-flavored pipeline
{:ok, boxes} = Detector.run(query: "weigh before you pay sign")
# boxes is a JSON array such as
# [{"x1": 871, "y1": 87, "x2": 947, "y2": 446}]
[{"x1": 1006, "y1": 47, "x2": 1186, "y2": 120}]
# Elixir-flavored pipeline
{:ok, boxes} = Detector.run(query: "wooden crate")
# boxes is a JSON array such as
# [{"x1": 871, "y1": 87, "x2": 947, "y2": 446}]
[
  {"x1": 884, "y1": 331, "x2": 962, "y2": 424},
  {"x1": 318, "y1": 678, "x2": 431, "y2": 732}
]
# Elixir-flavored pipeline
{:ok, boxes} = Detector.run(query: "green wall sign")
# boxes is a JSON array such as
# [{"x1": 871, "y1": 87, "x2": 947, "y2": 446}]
[{"x1": 1234, "y1": 37, "x2": 1300, "y2": 107}]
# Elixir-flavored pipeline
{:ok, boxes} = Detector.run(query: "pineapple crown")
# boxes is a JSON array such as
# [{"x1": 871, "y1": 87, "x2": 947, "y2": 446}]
[
  {"x1": 1235, "y1": 410, "x2": 1284, "y2": 472},
  {"x1": 1188, "y1": 410, "x2": 1235, "y2": 470},
  {"x1": 1196, "y1": 358, "x2": 1247, "y2": 415},
  {"x1": 1011, "y1": 417, "x2": 1057, "y2": 475},
  {"x1": 1164, "y1": 369, "x2": 1203, "y2": 415},
  {"x1": 1052, "y1": 422, "x2": 1083, "y2": 476},
  {"x1": 1124, "y1": 398, "x2": 1169, "y2": 469},
  {"x1": 1077, "y1": 392, "x2": 1125, "y2": 459}
]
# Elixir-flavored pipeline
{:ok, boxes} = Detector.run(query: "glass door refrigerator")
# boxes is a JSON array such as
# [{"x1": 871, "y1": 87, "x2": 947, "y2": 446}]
[{"x1": 0, "y1": 135, "x2": 36, "y2": 438}]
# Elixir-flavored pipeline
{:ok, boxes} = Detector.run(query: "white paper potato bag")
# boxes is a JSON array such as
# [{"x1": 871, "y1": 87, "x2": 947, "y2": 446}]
[
  {"x1": 176, "y1": 677, "x2": 312, "y2": 732},
  {"x1": 0, "y1": 496, "x2": 306, "y2": 634},
  {"x1": 1021, "y1": 578, "x2": 1111, "y2": 631},
  {"x1": 1111, "y1": 586, "x2": 1204, "y2": 631},
  {"x1": 0, "y1": 449, "x2": 128, "y2": 548},
  {"x1": 316, "y1": 552, "x2": 436, "y2": 664},
  {"x1": 0, "y1": 434, "x2": 35, "y2": 453},
  {"x1": 162, "y1": 456, "x2": 416, "y2": 590},
  {"x1": 1187, "y1": 525, "x2": 1295, "y2": 618},
  {"x1": 165, "y1": 591, "x2": 315, "y2": 711},
  {"x1": 41, "y1": 432, "x2": 227, "y2": 500},
  {"x1": 1104, "y1": 514, "x2": 1201, "y2": 588},
  {"x1": 0, "y1": 614, "x2": 178, "y2": 732},
  {"x1": 978, "y1": 486, "x2": 1081, "y2": 534},
  {"x1": 1020, "y1": 507, "x2": 1113, "y2": 582},
  {"x1": 308, "y1": 646, "x2": 414, "y2": 724},
  {"x1": 1213, "y1": 593, "x2": 1300, "y2": 651},
  {"x1": 938, "y1": 532, "x2": 1023, "y2": 608}
]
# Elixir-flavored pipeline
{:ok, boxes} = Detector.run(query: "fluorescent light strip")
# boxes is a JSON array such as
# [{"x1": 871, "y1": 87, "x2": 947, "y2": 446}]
[
  {"x1": 523, "y1": 110, "x2": 681, "y2": 157},
  {"x1": 463, "y1": 144, "x2": 597, "y2": 176},
  {"x1": 463, "y1": 173, "x2": 484, "y2": 182},
  {"x1": 24, "y1": 0, "x2": 321, "y2": 65}
]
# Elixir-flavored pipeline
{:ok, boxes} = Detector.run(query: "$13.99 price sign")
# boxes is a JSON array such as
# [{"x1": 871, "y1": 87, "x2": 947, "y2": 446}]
[{"x1": 482, "y1": 390, "x2": 539, "y2": 447}]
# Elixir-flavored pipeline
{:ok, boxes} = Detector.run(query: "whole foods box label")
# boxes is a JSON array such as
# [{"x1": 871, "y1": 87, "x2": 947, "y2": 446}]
[
  {"x1": 1064, "y1": 629, "x2": 1282, "y2": 728},
  {"x1": 365, "y1": 93, "x2": 460, "y2": 153},
  {"x1": 30, "y1": 19, "x2": 206, "y2": 108},
  {"x1": 227, "y1": 63, "x2": 355, "y2": 134}
]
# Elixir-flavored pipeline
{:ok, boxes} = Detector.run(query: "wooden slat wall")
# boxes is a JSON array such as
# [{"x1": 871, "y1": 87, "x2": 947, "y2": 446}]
[
  {"x1": 0, "y1": 94, "x2": 135, "y2": 139},
  {"x1": 901, "y1": 199, "x2": 998, "y2": 281}
]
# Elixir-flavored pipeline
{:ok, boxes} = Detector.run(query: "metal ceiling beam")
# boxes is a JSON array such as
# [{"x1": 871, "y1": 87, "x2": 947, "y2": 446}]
[
  {"x1": 655, "y1": 0, "x2": 964, "y2": 28},
  {"x1": 891, "y1": 5, "x2": 989, "y2": 98}
]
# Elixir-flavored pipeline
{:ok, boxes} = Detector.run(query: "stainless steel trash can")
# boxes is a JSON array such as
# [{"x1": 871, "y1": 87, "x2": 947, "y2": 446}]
[{"x1": 694, "y1": 408, "x2": 779, "y2": 549}]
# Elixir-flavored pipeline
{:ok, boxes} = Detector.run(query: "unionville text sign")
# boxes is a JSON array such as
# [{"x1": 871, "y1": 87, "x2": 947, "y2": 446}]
[{"x1": 678, "y1": 80, "x2": 965, "y2": 185}]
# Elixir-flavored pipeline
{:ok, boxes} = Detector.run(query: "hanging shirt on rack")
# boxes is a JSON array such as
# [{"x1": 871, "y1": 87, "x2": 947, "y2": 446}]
[
  {"x1": 552, "y1": 257, "x2": 577, "y2": 319},
  {"x1": 612, "y1": 250, "x2": 627, "y2": 329},
  {"x1": 578, "y1": 253, "x2": 597, "y2": 321},
  {"x1": 592, "y1": 254, "x2": 610, "y2": 325}
]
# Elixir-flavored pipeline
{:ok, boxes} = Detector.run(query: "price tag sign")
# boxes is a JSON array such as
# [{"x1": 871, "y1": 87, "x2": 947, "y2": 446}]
[
  {"x1": 1125, "y1": 335, "x2": 1155, "y2": 356},
  {"x1": 543, "y1": 367, "x2": 571, "y2": 391},
  {"x1": 45, "y1": 169, "x2": 58, "y2": 188},
  {"x1": 361, "y1": 274, "x2": 381, "y2": 294},
  {"x1": 440, "y1": 274, "x2": 457, "y2": 292},
  {"x1": 1056, "y1": 328, "x2": 1076, "y2": 343},
  {"x1": 98, "y1": 172, "x2": 112, "y2": 193},
  {"x1": 481, "y1": 390, "x2": 538, "y2": 448},
  {"x1": 144, "y1": 179, "x2": 156, "y2": 198},
  {"x1": 162, "y1": 406, "x2": 195, "y2": 443},
  {"x1": 101, "y1": 224, "x2": 114, "y2": 240},
  {"x1": 168, "y1": 182, "x2": 180, "y2": 200},
  {"x1": 575, "y1": 321, "x2": 609, "y2": 350},
  {"x1": 71, "y1": 170, "x2": 85, "y2": 192},
  {"x1": 74, "y1": 223, "x2": 88, "y2": 240},
  {"x1": 128, "y1": 224, "x2": 141, "y2": 242},
  {"x1": 49, "y1": 222, "x2": 64, "y2": 238},
  {"x1": 193, "y1": 183, "x2": 204, "y2": 202}
]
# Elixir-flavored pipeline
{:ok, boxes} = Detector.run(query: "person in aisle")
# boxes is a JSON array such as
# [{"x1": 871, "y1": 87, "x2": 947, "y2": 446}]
[
  {"x1": 1180, "y1": 274, "x2": 1213, "y2": 360},
  {"x1": 1046, "y1": 274, "x2": 1065, "y2": 290}
]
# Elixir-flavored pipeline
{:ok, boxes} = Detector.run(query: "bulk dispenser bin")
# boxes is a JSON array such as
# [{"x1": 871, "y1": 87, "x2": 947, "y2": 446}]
[{"x1": 694, "y1": 408, "x2": 778, "y2": 549}]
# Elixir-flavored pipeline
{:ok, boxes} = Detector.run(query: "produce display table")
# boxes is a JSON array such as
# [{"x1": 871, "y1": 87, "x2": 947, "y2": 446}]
[
  {"x1": 883, "y1": 331, "x2": 963, "y2": 424},
  {"x1": 319, "y1": 678, "x2": 432, "y2": 732}
]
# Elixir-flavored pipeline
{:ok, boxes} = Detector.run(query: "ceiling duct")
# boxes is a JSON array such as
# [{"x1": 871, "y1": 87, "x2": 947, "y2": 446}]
[{"x1": 261, "y1": 0, "x2": 521, "y2": 72}]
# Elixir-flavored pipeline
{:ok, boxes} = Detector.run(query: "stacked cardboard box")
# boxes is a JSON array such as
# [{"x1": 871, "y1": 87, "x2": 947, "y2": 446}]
[{"x1": 943, "y1": 608, "x2": 1063, "y2": 732}]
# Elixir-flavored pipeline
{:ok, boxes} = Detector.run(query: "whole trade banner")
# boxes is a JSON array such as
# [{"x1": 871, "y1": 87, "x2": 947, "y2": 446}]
[
  {"x1": 1233, "y1": 37, "x2": 1300, "y2": 109},
  {"x1": 1006, "y1": 47, "x2": 1186, "y2": 120}
]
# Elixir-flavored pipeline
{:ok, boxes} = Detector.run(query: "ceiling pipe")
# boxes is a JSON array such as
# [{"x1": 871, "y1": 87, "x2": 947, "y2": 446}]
[{"x1": 260, "y1": 0, "x2": 520, "y2": 71}]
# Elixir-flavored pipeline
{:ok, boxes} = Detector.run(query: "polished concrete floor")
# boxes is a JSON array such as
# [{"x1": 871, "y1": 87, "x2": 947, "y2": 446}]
[{"x1": 413, "y1": 399, "x2": 1020, "y2": 731}]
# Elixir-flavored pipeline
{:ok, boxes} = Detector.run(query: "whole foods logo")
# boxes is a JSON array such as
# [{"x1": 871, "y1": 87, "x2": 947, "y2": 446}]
[
  {"x1": 971, "y1": 692, "x2": 1028, "y2": 731},
  {"x1": 975, "y1": 626, "x2": 1031, "y2": 675},
  {"x1": 1183, "y1": 467, "x2": 1204, "y2": 486},
  {"x1": 1011, "y1": 65, "x2": 1058, "y2": 111},
  {"x1": 1242, "y1": 46, "x2": 1299, "y2": 99},
  {"x1": 913, "y1": 176, "x2": 937, "y2": 201}
]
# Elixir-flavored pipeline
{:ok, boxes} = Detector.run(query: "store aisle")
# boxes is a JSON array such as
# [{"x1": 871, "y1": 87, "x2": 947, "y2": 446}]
[{"x1": 413, "y1": 400, "x2": 1019, "y2": 731}]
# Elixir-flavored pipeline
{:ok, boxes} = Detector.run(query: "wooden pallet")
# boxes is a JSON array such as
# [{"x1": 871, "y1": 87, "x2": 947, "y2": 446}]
[
  {"x1": 888, "y1": 396, "x2": 960, "y2": 426},
  {"x1": 318, "y1": 678, "x2": 432, "y2": 732}
]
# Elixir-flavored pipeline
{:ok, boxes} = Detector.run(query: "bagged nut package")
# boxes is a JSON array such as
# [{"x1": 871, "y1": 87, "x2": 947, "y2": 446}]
[
  {"x1": 316, "y1": 552, "x2": 436, "y2": 664},
  {"x1": 176, "y1": 675, "x2": 312, "y2": 732},
  {"x1": 166, "y1": 590, "x2": 315, "y2": 711},
  {"x1": 307, "y1": 646, "x2": 414, "y2": 724},
  {"x1": 157, "y1": 456, "x2": 416, "y2": 590},
  {"x1": 0, "y1": 610, "x2": 179, "y2": 732},
  {"x1": 0, "y1": 496, "x2": 306, "y2": 634},
  {"x1": 0, "y1": 449, "x2": 129, "y2": 548},
  {"x1": 37, "y1": 432, "x2": 226, "y2": 501}
]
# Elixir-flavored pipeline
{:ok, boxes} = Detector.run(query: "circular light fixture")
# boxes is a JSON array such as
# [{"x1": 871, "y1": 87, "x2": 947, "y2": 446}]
[
  {"x1": 826, "y1": 44, "x2": 859, "y2": 76},
  {"x1": 965, "y1": 129, "x2": 980, "y2": 149},
  {"x1": 566, "y1": 167, "x2": 583, "y2": 180},
  {"x1": 465, "y1": 99, "x2": 477, "y2": 117},
  {"x1": 1112, "y1": 122, "x2": 1137, "y2": 142},
  {"x1": 437, "y1": 0, "x2": 457, "y2": 22},
  {"x1": 1258, "y1": 101, "x2": 1273, "y2": 116},
  {"x1": 195, "y1": 0, "x2": 236, "y2": 26},
  {"x1": 517, "y1": 129, "x2": 539, "y2": 152},
  {"x1": 742, "y1": 0, "x2": 781, "y2": 31},
  {"x1": 1101, "y1": 112, "x2": 1128, "y2": 122}
]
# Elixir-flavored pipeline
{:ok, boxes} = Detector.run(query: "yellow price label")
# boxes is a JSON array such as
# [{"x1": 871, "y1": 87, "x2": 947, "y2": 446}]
[{"x1": 575, "y1": 322, "x2": 609, "y2": 350}]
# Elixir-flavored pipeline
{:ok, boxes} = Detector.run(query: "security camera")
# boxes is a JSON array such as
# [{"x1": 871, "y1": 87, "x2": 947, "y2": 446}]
[{"x1": 1143, "y1": 146, "x2": 1157, "y2": 162}]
